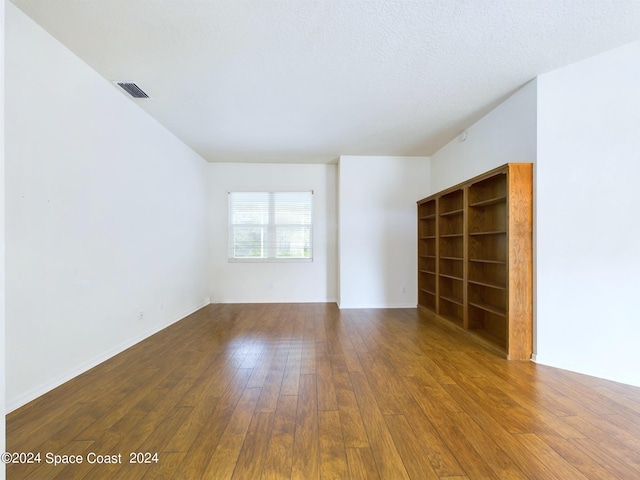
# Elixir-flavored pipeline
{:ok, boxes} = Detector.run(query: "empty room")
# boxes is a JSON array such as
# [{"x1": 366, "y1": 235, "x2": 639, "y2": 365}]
[{"x1": 2, "y1": 1, "x2": 640, "y2": 479}]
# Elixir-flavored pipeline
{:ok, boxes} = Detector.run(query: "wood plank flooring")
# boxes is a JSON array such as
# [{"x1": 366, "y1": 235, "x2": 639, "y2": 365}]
[{"x1": 6, "y1": 303, "x2": 640, "y2": 479}]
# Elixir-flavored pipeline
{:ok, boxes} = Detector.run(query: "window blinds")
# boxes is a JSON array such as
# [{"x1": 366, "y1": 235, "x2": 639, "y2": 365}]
[{"x1": 228, "y1": 191, "x2": 313, "y2": 261}]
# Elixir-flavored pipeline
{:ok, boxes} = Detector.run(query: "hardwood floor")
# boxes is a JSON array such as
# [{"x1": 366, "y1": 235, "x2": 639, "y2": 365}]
[{"x1": 6, "y1": 303, "x2": 640, "y2": 479}]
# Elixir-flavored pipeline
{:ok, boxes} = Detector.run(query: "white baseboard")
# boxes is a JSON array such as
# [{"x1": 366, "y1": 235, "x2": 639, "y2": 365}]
[
  {"x1": 337, "y1": 303, "x2": 417, "y2": 309},
  {"x1": 213, "y1": 298, "x2": 338, "y2": 304},
  {"x1": 6, "y1": 301, "x2": 209, "y2": 413},
  {"x1": 531, "y1": 354, "x2": 640, "y2": 388}
]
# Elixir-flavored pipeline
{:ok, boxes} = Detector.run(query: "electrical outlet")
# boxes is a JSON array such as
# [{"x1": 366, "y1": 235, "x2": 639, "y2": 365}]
[{"x1": 401, "y1": 286, "x2": 407, "y2": 294}]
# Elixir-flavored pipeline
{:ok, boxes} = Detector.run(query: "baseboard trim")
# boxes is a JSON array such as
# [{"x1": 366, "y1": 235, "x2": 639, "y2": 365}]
[
  {"x1": 6, "y1": 300, "x2": 209, "y2": 413},
  {"x1": 337, "y1": 303, "x2": 417, "y2": 309},
  {"x1": 214, "y1": 298, "x2": 338, "y2": 304},
  {"x1": 531, "y1": 355, "x2": 640, "y2": 388}
]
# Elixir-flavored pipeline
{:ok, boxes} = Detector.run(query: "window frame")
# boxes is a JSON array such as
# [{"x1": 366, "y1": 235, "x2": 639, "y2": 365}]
[{"x1": 228, "y1": 191, "x2": 313, "y2": 263}]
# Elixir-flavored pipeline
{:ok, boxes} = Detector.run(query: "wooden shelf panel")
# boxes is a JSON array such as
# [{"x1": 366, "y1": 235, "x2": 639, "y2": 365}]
[
  {"x1": 439, "y1": 208, "x2": 464, "y2": 216},
  {"x1": 419, "y1": 254, "x2": 436, "y2": 274},
  {"x1": 469, "y1": 328, "x2": 507, "y2": 352},
  {"x1": 439, "y1": 189, "x2": 464, "y2": 214},
  {"x1": 468, "y1": 230, "x2": 506, "y2": 236},
  {"x1": 440, "y1": 255, "x2": 463, "y2": 279},
  {"x1": 468, "y1": 172, "x2": 507, "y2": 206},
  {"x1": 418, "y1": 287, "x2": 436, "y2": 310},
  {"x1": 439, "y1": 313, "x2": 464, "y2": 328},
  {"x1": 468, "y1": 278, "x2": 506, "y2": 290},
  {"x1": 439, "y1": 235, "x2": 463, "y2": 258},
  {"x1": 440, "y1": 295, "x2": 463, "y2": 306},
  {"x1": 420, "y1": 213, "x2": 437, "y2": 220},
  {"x1": 469, "y1": 301, "x2": 506, "y2": 317},
  {"x1": 468, "y1": 189, "x2": 507, "y2": 234},
  {"x1": 468, "y1": 261, "x2": 505, "y2": 290},
  {"x1": 417, "y1": 198, "x2": 436, "y2": 213},
  {"x1": 419, "y1": 227, "x2": 437, "y2": 237},
  {"x1": 439, "y1": 206, "x2": 464, "y2": 238},
  {"x1": 469, "y1": 258, "x2": 506, "y2": 265},
  {"x1": 439, "y1": 273, "x2": 464, "y2": 324},
  {"x1": 468, "y1": 304, "x2": 508, "y2": 346},
  {"x1": 469, "y1": 196, "x2": 506, "y2": 208},
  {"x1": 439, "y1": 273, "x2": 462, "y2": 281},
  {"x1": 469, "y1": 233, "x2": 506, "y2": 263}
]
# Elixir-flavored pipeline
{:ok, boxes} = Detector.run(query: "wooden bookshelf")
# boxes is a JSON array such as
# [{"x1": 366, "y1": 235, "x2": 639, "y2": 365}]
[{"x1": 417, "y1": 163, "x2": 532, "y2": 360}]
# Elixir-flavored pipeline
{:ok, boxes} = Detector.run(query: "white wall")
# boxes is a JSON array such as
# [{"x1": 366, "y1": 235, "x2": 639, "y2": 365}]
[
  {"x1": 5, "y1": 4, "x2": 210, "y2": 411},
  {"x1": 339, "y1": 156, "x2": 430, "y2": 308},
  {"x1": 535, "y1": 40, "x2": 640, "y2": 387},
  {"x1": 1, "y1": 1, "x2": 6, "y2": 477},
  {"x1": 208, "y1": 163, "x2": 338, "y2": 303},
  {"x1": 430, "y1": 80, "x2": 538, "y2": 193}
]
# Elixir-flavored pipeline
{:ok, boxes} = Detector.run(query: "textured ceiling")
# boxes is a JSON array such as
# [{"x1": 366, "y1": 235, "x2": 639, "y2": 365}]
[{"x1": 10, "y1": 0, "x2": 640, "y2": 163}]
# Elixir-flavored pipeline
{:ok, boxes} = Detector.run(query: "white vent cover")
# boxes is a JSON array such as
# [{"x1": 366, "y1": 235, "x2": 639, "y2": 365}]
[{"x1": 116, "y1": 82, "x2": 149, "y2": 98}]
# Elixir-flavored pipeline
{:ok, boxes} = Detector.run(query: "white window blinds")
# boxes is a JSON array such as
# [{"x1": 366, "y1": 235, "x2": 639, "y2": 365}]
[{"x1": 228, "y1": 191, "x2": 313, "y2": 262}]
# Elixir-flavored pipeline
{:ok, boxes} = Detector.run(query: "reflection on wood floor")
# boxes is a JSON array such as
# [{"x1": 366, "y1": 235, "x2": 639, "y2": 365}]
[{"x1": 7, "y1": 303, "x2": 640, "y2": 479}]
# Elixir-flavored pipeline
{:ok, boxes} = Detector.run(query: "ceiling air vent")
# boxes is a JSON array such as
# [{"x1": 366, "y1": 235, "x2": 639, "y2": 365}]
[{"x1": 116, "y1": 82, "x2": 149, "y2": 98}]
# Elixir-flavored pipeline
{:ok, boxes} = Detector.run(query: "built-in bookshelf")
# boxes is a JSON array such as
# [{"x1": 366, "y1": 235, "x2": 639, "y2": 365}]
[{"x1": 416, "y1": 163, "x2": 532, "y2": 360}]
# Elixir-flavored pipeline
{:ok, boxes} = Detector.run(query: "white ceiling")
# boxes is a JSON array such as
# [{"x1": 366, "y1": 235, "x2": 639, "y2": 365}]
[{"x1": 10, "y1": 0, "x2": 640, "y2": 164}]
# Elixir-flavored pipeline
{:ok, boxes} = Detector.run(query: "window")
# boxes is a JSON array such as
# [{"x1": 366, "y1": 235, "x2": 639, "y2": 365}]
[{"x1": 228, "y1": 191, "x2": 313, "y2": 262}]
